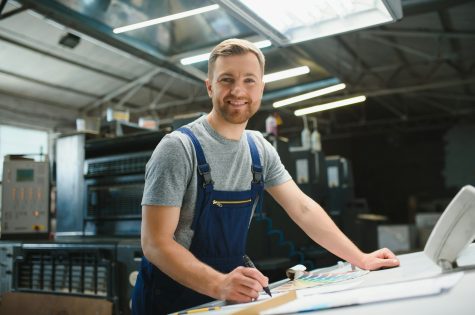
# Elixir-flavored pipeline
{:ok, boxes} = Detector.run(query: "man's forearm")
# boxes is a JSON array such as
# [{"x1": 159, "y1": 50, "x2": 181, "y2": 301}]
[
  {"x1": 268, "y1": 181, "x2": 399, "y2": 270},
  {"x1": 291, "y1": 195, "x2": 366, "y2": 267},
  {"x1": 142, "y1": 238, "x2": 225, "y2": 299}
]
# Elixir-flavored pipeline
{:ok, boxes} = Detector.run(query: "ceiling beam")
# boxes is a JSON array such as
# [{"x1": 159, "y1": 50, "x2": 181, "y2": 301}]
[
  {"x1": 367, "y1": 54, "x2": 475, "y2": 74},
  {"x1": 365, "y1": 77, "x2": 475, "y2": 97},
  {"x1": 363, "y1": 29, "x2": 475, "y2": 40},
  {"x1": 17, "y1": 0, "x2": 202, "y2": 85},
  {"x1": 0, "y1": 0, "x2": 7, "y2": 14},
  {"x1": 374, "y1": 27, "x2": 422, "y2": 83},
  {"x1": 323, "y1": 115, "x2": 464, "y2": 139},
  {"x1": 424, "y1": 61, "x2": 444, "y2": 82},
  {"x1": 406, "y1": 94, "x2": 455, "y2": 114},
  {"x1": 0, "y1": 68, "x2": 98, "y2": 98},
  {"x1": 415, "y1": 92, "x2": 475, "y2": 102},
  {"x1": 373, "y1": 97, "x2": 408, "y2": 120},
  {"x1": 402, "y1": 0, "x2": 474, "y2": 16},
  {"x1": 0, "y1": 91, "x2": 77, "y2": 130},
  {"x1": 0, "y1": 7, "x2": 25, "y2": 20},
  {"x1": 335, "y1": 37, "x2": 386, "y2": 83},
  {"x1": 384, "y1": 65, "x2": 405, "y2": 86},
  {"x1": 295, "y1": 77, "x2": 475, "y2": 105},
  {"x1": 213, "y1": 0, "x2": 286, "y2": 45},
  {"x1": 438, "y1": 9, "x2": 474, "y2": 96},
  {"x1": 146, "y1": 77, "x2": 177, "y2": 112},
  {"x1": 438, "y1": 10, "x2": 463, "y2": 73},
  {"x1": 0, "y1": 67, "x2": 157, "y2": 111},
  {"x1": 142, "y1": 95, "x2": 210, "y2": 114},
  {"x1": 113, "y1": 81, "x2": 149, "y2": 110},
  {"x1": 297, "y1": 43, "x2": 354, "y2": 76},
  {"x1": 361, "y1": 35, "x2": 441, "y2": 61},
  {"x1": 0, "y1": 107, "x2": 73, "y2": 131},
  {"x1": 0, "y1": 32, "x2": 184, "y2": 100},
  {"x1": 0, "y1": 1, "x2": 26, "y2": 20},
  {"x1": 80, "y1": 68, "x2": 161, "y2": 113}
]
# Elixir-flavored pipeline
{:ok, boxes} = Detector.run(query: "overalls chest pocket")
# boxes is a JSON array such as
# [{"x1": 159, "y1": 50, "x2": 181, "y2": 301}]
[
  {"x1": 211, "y1": 198, "x2": 252, "y2": 208},
  {"x1": 193, "y1": 189, "x2": 254, "y2": 258}
]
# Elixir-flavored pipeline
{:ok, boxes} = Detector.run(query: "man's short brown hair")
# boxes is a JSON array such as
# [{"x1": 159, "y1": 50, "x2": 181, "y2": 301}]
[{"x1": 208, "y1": 38, "x2": 265, "y2": 79}]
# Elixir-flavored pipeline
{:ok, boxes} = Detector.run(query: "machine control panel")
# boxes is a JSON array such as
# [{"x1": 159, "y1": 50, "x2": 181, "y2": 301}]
[{"x1": 1, "y1": 156, "x2": 49, "y2": 237}]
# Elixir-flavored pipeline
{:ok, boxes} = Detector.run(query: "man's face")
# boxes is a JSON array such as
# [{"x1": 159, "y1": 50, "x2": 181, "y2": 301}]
[{"x1": 206, "y1": 52, "x2": 265, "y2": 125}]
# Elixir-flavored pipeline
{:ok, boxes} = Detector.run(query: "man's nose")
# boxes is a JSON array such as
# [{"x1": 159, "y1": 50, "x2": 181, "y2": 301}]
[{"x1": 230, "y1": 82, "x2": 246, "y2": 96}]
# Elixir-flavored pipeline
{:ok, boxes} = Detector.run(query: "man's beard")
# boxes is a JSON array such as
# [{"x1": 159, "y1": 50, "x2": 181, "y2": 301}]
[{"x1": 216, "y1": 100, "x2": 258, "y2": 125}]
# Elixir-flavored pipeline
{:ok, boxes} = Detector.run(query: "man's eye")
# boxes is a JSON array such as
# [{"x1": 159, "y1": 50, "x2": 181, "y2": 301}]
[
  {"x1": 245, "y1": 78, "x2": 256, "y2": 83},
  {"x1": 220, "y1": 78, "x2": 233, "y2": 83}
]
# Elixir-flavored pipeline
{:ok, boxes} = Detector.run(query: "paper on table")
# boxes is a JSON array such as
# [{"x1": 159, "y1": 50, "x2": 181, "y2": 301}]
[
  {"x1": 262, "y1": 272, "x2": 463, "y2": 315},
  {"x1": 298, "y1": 278, "x2": 365, "y2": 296}
]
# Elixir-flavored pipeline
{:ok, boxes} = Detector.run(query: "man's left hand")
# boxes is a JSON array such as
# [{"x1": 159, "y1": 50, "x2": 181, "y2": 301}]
[{"x1": 359, "y1": 248, "x2": 400, "y2": 270}]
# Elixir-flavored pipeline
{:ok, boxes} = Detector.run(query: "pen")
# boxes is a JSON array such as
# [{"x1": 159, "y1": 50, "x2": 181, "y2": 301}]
[
  {"x1": 243, "y1": 254, "x2": 273, "y2": 297},
  {"x1": 174, "y1": 306, "x2": 221, "y2": 315}
]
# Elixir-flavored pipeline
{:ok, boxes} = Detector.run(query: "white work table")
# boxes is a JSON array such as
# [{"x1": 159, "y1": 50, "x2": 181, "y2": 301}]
[
  {"x1": 183, "y1": 244, "x2": 475, "y2": 315},
  {"x1": 311, "y1": 244, "x2": 475, "y2": 315}
]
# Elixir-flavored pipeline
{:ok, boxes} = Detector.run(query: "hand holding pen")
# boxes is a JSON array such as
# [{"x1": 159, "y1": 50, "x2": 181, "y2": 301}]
[
  {"x1": 213, "y1": 257, "x2": 271, "y2": 303},
  {"x1": 243, "y1": 255, "x2": 272, "y2": 297}
]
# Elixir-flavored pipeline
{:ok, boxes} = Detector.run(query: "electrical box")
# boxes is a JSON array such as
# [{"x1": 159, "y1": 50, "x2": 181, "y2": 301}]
[{"x1": 1, "y1": 155, "x2": 49, "y2": 239}]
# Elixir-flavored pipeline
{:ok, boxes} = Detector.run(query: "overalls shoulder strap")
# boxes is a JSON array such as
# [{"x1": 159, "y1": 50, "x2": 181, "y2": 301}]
[
  {"x1": 177, "y1": 127, "x2": 213, "y2": 189},
  {"x1": 245, "y1": 131, "x2": 263, "y2": 185}
]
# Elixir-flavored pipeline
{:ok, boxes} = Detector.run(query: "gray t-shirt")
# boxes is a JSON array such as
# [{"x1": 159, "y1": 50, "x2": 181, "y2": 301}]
[{"x1": 142, "y1": 115, "x2": 291, "y2": 249}]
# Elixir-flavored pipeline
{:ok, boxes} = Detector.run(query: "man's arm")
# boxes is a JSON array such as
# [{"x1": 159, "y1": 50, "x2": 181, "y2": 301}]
[
  {"x1": 266, "y1": 180, "x2": 400, "y2": 270},
  {"x1": 141, "y1": 205, "x2": 269, "y2": 302}
]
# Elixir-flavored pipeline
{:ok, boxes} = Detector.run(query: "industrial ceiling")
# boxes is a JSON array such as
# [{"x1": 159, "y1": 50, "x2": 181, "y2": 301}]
[{"x1": 0, "y1": 0, "x2": 474, "y2": 137}]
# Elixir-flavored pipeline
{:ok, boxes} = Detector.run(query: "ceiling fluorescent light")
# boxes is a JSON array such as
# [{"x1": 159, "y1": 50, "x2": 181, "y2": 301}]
[
  {"x1": 180, "y1": 40, "x2": 272, "y2": 65},
  {"x1": 180, "y1": 52, "x2": 210, "y2": 65},
  {"x1": 253, "y1": 40, "x2": 272, "y2": 49},
  {"x1": 273, "y1": 83, "x2": 346, "y2": 108},
  {"x1": 114, "y1": 4, "x2": 220, "y2": 34},
  {"x1": 295, "y1": 95, "x2": 366, "y2": 116},
  {"x1": 236, "y1": 0, "x2": 402, "y2": 44},
  {"x1": 264, "y1": 66, "x2": 310, "y2": 83}
]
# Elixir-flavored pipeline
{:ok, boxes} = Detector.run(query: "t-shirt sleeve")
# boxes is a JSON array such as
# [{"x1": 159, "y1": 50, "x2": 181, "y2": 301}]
[
  {"x1": 257, "y1": 133, "x2": 292, "y2": 189},
  {"x1": 141, "y1": 133, "x2": 193, "y2": 207}
]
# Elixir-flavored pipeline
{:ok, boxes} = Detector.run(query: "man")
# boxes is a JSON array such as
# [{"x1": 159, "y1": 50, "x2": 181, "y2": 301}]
[{"x1": 132, "y1": 39, "x2": 399, "y2": 315}]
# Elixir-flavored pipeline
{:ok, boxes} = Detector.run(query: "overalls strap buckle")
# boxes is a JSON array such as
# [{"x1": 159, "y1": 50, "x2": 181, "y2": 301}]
[
  {"x1": 246, "y1": 132, "x2": 263, "y2": 185},
  {"x1": 251, "y1": 165, "x2": 263, "y2": 183},
  {"x1": 198, "y1": 163, "x2": 214, "y2": 187}
]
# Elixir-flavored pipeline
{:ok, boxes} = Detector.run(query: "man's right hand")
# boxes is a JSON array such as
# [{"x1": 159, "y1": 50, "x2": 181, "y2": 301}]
[{"x1": 216, "y1": 266, "x2": 269, "y2": 303}]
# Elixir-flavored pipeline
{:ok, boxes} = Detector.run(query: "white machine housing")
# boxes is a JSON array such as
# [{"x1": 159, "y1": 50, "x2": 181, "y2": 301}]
[{"x1": 424, "y1": 185, "x2": 475, "y2": 271}]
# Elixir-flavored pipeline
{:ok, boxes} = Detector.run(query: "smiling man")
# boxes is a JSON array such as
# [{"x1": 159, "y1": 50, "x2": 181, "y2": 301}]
[
  {"x1": 132, "y1": 39, "x2": 399, "y2": 315},
  {"x1": 207, "y1": 47, "x2": 263, "y2": 128}
]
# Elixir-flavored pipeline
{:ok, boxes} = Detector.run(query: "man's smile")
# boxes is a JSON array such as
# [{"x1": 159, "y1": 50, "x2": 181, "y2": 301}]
[{"x1": 227, "y1": 99, "x2": 249, "y2": 107}]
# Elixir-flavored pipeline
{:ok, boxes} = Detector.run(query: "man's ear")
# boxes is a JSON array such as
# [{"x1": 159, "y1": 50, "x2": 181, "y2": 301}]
[{"x1": 205, "y1": 78, "x2": 212, "y2": 97}]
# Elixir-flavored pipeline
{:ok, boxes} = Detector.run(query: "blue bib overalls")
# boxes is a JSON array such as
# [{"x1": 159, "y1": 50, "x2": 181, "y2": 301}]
[{"x1": 132, "y1": 128, "x2": 264, "y2": 315}]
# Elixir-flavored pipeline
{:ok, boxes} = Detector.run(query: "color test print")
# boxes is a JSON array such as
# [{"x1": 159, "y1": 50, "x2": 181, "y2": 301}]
[{"x1": 273, "y1": 269, "x2": 369, "y2": 292}]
